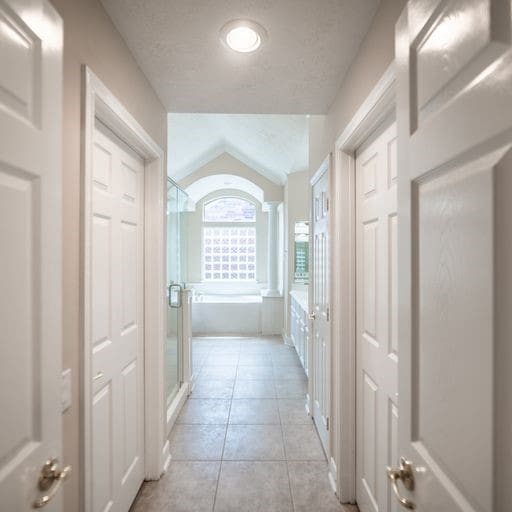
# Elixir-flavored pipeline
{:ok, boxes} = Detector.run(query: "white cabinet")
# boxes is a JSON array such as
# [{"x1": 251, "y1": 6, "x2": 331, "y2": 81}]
[{"x1": 289, "y1": 291, "x2": 309, "y2": 375}]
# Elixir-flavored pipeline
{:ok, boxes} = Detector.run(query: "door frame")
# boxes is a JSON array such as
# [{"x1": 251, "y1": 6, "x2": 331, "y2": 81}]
[
  {"x1": 81, "y1": 67, "x2": 167, "y2": 512},
  {"x1": 332, "y1": 63, "x2": 396, "y2": 503}
]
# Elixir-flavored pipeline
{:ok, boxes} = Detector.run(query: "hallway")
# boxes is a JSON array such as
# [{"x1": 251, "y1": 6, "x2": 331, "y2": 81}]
[{"x1": 131, "y1": 337, "x2": 356, "y2": 512}]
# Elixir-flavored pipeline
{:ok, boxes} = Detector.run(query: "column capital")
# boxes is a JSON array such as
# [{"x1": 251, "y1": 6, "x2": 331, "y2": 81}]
[{"x1": 263, "y1": 200, "x2": 281, "y2": 212}]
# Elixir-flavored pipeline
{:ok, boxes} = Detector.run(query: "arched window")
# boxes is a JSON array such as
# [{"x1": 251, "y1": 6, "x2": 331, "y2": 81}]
[
  {"x1": 203, "y1": 196, "x2": 257, "y2": 281},
  {"x1": 203, "y1": 197, "x2": 256, "y2": 223}
]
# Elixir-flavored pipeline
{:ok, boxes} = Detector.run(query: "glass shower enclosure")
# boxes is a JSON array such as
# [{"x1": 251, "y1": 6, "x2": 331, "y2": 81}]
[{"x1": 166, "y1": 178, "x2": 188, "y2": 407}]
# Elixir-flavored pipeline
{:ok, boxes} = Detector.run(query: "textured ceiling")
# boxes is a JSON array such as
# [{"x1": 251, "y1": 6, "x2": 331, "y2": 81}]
[
  {"x1": 100, "y1": 0, "x2": 380, "y2": 114},
  {"x1": 168, "y1": 114, "x2": 309, "y2": 183}
]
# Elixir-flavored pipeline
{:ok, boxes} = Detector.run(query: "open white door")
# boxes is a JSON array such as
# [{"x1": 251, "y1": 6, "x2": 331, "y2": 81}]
[
  {"x1": 310, "y1": 157, "x2": 331, "y2": 453},
  {"x1": 394, "y1": 0, "x2": 512, "y2": 510},
  {"x1": 0, "y1": 1, "x2": 64, "y2": 510}
]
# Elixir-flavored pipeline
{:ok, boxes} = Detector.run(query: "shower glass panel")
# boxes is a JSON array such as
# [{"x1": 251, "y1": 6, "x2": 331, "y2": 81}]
[{"x1": 166, "y1": 180, "x2": 188, "y2": 406}]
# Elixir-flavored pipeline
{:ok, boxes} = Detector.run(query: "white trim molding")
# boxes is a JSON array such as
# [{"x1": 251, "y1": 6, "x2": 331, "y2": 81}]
[
  {"x1": 332, "y1": 62, "x2": 396, "y2": 504},
  {"x1": 81, "y1": 66, "x2": 167, "y2": 512}
]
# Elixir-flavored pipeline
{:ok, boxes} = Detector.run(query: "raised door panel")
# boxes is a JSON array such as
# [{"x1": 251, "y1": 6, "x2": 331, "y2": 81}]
[
  {"x1": 92, "y1": 385, "x2": 114, "y2": 512},
  {"x1": 361, "y1": 373, "x2": 378, "y2": 512},
  {"x1": 120, "y1": 360, "x2": 139, "y2": 482},
  {"x1": 0, "y1": 3, "x2": 41, "y2": 124},
  {"x1": 362, "y1": 221, "x2": 378, "y2": 343},
  {"x1": 413, "y1": 160, "x2": 494, "y2": 511},
  {"x1": 0, "y1": 170, "x2": 38, "y2": 468}
]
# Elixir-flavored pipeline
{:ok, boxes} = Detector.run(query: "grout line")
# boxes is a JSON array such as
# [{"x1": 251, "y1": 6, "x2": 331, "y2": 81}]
[
  {"x1": 211, "y1": 365, "x2": 235, "y2": 512},
  {"x1": 277, "y1": 389, "x2": 297, "y2": 512}
]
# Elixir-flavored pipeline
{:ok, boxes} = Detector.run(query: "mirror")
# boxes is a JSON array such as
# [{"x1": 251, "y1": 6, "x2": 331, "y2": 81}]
[{"x1": 294, "y1": 221, "x2": 309, "y2": 283}]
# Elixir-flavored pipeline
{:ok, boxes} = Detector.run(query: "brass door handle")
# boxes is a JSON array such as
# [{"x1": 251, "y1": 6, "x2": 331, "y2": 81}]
[
  {"x1": 33, "y1": 458, "x2": 71, "y2": 508},
  {"x1": 309, "y1": 312, "x2": 316, "y2": 320},
  {"x1": 386, "y1": 457, "x2": 415, "y2": 510}
]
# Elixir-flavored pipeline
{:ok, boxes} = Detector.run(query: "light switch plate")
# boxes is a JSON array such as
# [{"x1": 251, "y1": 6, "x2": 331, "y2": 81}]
[{"x1": 61, "y1": 368, "x2": 72, "y2": 413}]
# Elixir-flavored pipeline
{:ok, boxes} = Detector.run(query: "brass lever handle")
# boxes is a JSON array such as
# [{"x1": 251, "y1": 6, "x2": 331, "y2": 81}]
[
  {"x1": 33, "y1": 458, "x2": 71, "y2": 508},
  {"x1": 386, "y1": 457, "x2": 415, "y2": 510}
]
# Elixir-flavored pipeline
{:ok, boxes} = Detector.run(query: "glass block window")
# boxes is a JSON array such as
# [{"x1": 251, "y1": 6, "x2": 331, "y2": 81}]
[
  {"x1": 204, "y1": 197, "x2": 256, "y2": 223},
  {"x1": 203, "y1": 227, "x2": 256, "y2": 280}
]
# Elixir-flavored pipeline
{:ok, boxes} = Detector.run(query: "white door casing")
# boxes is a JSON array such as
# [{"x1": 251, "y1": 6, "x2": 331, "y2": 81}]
[
  {"x1": 310, "y1": 157, "x2": 331, "y2": 453},
  {"x1": 355, "y1": 121, "x2": 398, "y2": 512},
  {"x1": 395, "y1": 0, "x2": 512, "y2": 510},
  {"x1": 0, "y1": 1, "x2": 64, "y2": 511},
  {"x1": 89, "y1": 120, "x2": 145, "y2": 512}
]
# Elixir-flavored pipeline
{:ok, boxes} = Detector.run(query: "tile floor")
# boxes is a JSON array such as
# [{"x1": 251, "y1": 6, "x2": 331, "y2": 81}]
[{"x1": 131, "y1": 336, "x2": 358, "y2": 512}]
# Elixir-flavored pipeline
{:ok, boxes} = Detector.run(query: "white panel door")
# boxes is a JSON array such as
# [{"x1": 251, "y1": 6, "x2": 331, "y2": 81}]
[
  {"x1": 310, "y1": 161, "x2": 330, "y2": 453},
  {"x1": 395, "y1": 0, "x2": 512, "y2": 510},
  {"x1": 90, "y1": 120, "x2": 145, "y2": 512},
  {"x1": 0, "y1": 1, "x2": 64, "y2": 510},
  {"x1": 356, "y1": 122, "x2": 398, "y2": 512}
]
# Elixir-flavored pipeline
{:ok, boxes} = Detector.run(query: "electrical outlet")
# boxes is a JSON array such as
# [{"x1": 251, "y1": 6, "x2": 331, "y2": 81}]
[{"x1": 61, "y1": 369, "x2": 72, "y2": 413}]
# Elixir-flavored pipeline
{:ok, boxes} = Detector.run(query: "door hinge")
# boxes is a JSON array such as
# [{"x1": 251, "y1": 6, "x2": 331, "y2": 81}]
[
  {"x1": 326, "y1": 307, "x2": 330, "y2": 322},
  {"x1": 326, "y1": 417, "x2": 330, "y2": 431},
  {"x1": 326, "y1": 198, "x2": 329, "y2": 212}
]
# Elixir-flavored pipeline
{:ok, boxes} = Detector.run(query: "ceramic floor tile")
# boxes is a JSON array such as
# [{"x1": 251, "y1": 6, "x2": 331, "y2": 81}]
[
  {"x1": 273, "y1": 365, "x2": 307, "y2": 380},
  {"x1": 275, "y1": 378, "x2": 308, "y2": 399},
  {"x1": 177, "y1": 399, "x2": 231, "y2": 424},
  {"x1": 282, "y1": 424, "x2": 326, "y2": 461},
  {"x1": 229, "y1": 399, "x2": 280, "y2": 425},
  {"x1": 131, "y1": 461, "x2": 220, "y2": 512},
  {"x1": 169, "y1": 424, "x2": 226, "y2": 460},
  {"x1": 214, "y1": 461, "x2": 293, "y2": 512},
  {"x1": 192, "y1": 378, "x2": 235, "y2": 399},
  {"x1": 233, "y1": 379, "x2": 276, "y2": 398},
  {"x1": 237, "y1": 365, "x2": 275, "y2": 380},
  {"x1": 200, "y1": 365, "x2": 238, "y2": 379},
  {"x1": 238, "y1": 354, "x2": 273, "y2": 366},
  {"x1": 287, "y1": 461, "x2": 344, "y2": 512},
  {"x1": 272, "y1": 355, "x2": 302, "y2": 367},
  {"x1": 278, "y1": 399, "x2": 311, "y2": 424},
  {"x1": 206, "y1": 354, "x2": 240, "y2": 366},
  {"x1": 223, "y1": 425, "x2": 285, "y2": 460}
]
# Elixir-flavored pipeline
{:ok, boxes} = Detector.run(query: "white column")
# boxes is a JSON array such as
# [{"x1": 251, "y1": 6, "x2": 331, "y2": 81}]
[{"x1": 264, "y1": 201, "x2": 281, "y2": 297}]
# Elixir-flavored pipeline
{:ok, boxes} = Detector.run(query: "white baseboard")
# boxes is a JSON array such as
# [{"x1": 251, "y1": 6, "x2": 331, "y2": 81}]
[
  {"x1": 282, "y1": 329, "x2": 293, "y2": 346},
  {"x1": 166, "y1": 381, "x2": 190, "y2": 437},
  {"x1": 161, "y1": 440, "x2": 171, "y2": 475},
  {"x1": 328, "y1": 456, "x2": 338, "y2": 495}
]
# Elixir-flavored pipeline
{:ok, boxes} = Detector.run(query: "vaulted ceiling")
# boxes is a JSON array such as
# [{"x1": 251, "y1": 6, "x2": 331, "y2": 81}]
[
  {"x1": 168, "y1": 114, "x2": 309, "y2": 184},
  {"x1": 100, "y1": 0, "x2": 380, "y2": 114}
]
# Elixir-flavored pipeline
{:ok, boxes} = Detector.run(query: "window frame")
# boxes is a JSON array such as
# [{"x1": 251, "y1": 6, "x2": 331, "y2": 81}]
[{"x1": 202, "y1": 196, "x2": 257, "y2": 224}]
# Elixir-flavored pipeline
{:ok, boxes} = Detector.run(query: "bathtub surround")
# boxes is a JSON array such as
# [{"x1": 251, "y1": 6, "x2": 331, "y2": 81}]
[{"x1": 192, "y1": 293, "x2": 284, "y2": 336}]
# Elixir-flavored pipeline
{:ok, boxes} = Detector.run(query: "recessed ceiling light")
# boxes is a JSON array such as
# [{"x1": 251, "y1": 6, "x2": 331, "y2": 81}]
[{"x1": 220, "y1": 20, "x2": 266, "y2": 53}]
